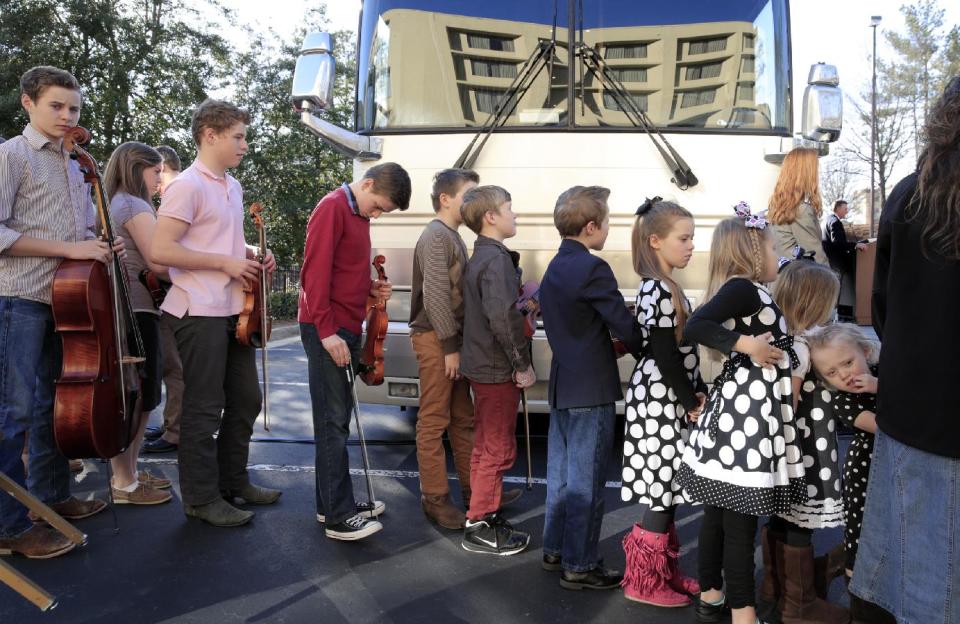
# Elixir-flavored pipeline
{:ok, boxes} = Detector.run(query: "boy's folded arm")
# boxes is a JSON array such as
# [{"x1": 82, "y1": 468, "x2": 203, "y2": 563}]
[
  {"x1": 479, "y1": 259, "x2": 531, "y2": 372},
  {"x1": 684, "y1": 278, "x2": 761, "y2": 354},
  {"x1": 584, "y1": 261, "x2": 643, "y2": 355},
  {"x1": 648, "y1": 328, "x2": 700, "y2": 411},
  {"x1": 419, "y1": 231, "x2": 459, "y2": 352}
]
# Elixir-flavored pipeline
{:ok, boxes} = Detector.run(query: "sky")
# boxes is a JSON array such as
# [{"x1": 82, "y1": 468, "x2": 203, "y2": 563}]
[{"x1": 222, "y1": 0, "x2": 959, "y2": 189}]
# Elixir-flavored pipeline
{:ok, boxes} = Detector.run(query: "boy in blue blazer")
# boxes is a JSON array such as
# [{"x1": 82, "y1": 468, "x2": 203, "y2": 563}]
[{"x1": 539, "y1": 186, "x2": 643, "y2": 590}]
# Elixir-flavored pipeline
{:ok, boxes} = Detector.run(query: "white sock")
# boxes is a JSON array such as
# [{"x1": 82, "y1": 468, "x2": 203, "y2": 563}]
[{"x1": 113, "y1": 480, "x2": 139, "y2": 493}]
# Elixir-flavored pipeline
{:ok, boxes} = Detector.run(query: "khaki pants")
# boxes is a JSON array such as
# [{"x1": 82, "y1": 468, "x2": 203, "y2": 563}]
[{"x1": 411, "y1": 331, "x2": 474, "y2": 497}]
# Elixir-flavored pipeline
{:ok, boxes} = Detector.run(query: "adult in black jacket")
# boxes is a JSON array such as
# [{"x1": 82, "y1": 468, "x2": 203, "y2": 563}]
[
  {"x1": 821, "y1": 199, "x2": 865, "y2": 272},
  {"x1": 850, "y1": 76, "x2": 960, "y2": 624}
]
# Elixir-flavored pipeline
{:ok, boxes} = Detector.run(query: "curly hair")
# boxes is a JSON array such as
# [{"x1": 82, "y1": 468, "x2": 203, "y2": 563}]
[
  {"x1": 909, "y1": 75, "x2": 960, "y2": 261},
  {"x1": 805, "y1": 323, "x2": 880, "y2": 367},
  {"x1": 767, "y1": 148, "x2": 822, "y2": 224}
]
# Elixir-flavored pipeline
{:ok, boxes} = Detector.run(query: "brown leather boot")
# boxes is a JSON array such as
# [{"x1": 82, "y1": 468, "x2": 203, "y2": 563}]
[
  {"x1": 813, "y1": 542, "x2": 846, "y2": 599},
  {"x1": 0, "y1": 525, "x2": 76, "y2": 559},
  {"x1": 421, "y1": 494, "x2": 465, "y2": 530},
  {"x1": 779, "y1": 542, "x2": 850, "y2": 624}
]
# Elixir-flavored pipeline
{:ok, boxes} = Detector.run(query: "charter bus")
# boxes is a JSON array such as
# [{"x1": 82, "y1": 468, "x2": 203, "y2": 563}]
[{"x1": 289, "y1": 0, "x2": 842, "y2": 412}]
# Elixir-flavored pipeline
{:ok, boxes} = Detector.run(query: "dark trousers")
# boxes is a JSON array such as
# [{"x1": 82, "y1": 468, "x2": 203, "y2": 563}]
[
  {"x1": 698, "y1": 504, "x2": 759, "y2": 609},
  {"x1": 166, "y1": 314, "x2": 261, "y2": 506},
  {"x1": 300, "y1": 324, "x2": 362, "y2": 526}
]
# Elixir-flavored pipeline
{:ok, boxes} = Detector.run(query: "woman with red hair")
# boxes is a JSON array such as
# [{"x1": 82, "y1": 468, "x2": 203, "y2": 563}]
[{"x1": 767, "y1": 148, "x2": 829, "y2": 266}]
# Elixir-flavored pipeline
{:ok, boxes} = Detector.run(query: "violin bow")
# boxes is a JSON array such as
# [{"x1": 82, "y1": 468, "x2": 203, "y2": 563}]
[{"x1": 346, "y1": 365, "x2": 378, "y2": 513}]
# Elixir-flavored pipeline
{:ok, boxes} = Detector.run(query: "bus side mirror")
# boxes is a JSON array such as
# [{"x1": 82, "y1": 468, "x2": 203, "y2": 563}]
[
  {"x1": 801, "y1": 63, "x2": 842, "y2": 143},
  {"x1": 291, "y1": 32, "x2": 336, "y2": 112}
]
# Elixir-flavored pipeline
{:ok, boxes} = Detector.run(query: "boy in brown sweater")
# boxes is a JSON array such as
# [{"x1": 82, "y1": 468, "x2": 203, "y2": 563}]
[{"x1": 409, "y1": 168, "x2": 480, "y2": 529}]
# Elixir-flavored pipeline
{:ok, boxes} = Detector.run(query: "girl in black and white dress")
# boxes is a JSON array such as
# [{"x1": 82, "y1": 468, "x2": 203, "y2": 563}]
[
  {"x1": 678, "y1": 204, "x2": 806, "y2": 624},
  {"x1": 765, "y1": 260, "x2": 849, "y2": 624},
  {"x1": 620, "y1": 199, "x2": 705, "y2": 607}
]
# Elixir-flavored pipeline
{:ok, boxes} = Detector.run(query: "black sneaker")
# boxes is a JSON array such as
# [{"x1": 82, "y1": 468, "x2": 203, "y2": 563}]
[
  {"x1": 461, "y1": 514, "x2": 529, "y2": 556},
  {"x1": 324, "y1": 513, "x2": 383, "y2": 541},
  {"x1": 316, "y1": 500, "x2": 385, "y2": 524},
  {"x1": 695, "y1": 596, "x2": 732, "y2": 623},
  {"x1": 559, "y1": 566, "x2": 623, "y2": 590},
  {"x1": 144, "y1": 426, "x2": 164, "y2": 441}
]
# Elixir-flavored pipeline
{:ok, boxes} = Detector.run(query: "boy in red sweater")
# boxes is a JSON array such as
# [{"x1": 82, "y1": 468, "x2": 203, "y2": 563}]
[{"x1": 298, "y1": 162, "x2": 411, "y2": 541}]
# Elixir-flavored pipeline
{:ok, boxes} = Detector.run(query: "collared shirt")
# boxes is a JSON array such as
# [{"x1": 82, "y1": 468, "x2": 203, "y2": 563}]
[
  {"x1": 0, "y1": 124, "x2": 96, "y2": 304},
  {"x1": 157, "y1": 160, "x2": 247, "y2": 318}
]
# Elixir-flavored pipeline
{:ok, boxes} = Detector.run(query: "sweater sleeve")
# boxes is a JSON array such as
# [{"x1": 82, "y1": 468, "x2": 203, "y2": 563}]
[
  {"x1": 418, "y1": 227, "x2": 460, "y2": 353},
  {"x1": 300, "y1": 200, "x2": 342, "y2": 340},
  {"x1": 684, "y1": 278, "x2": 761, "y2": 354},
  {"x1": 648, "y1": 328, "x2": 700, "y2": 411}
]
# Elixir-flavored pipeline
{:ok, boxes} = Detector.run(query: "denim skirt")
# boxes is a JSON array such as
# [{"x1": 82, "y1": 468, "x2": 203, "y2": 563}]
[{"x1": 849, "y1": 429, "x2": 960, "y2": 624}]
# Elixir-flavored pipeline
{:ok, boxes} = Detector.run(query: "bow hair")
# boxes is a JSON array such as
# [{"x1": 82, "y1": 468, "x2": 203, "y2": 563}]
[
  {"x1": 635, "y1": 196, "x2": 663, "y2": 217},
  {"x1": 733, "y1": 201, "x2": 767, "y2": 230}
]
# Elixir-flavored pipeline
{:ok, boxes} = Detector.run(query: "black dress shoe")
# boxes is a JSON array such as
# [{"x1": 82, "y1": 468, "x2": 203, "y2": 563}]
[
  {"x1": 144, "y1": 426, "x2": 165, "y2": 441},
  {"x1": 559, "y1": 566, "x2": 623, "y2": 590},
  {"x1": 142, "y1": 438, "x2": 177, "y2": 453},
  {"x1": 695, "y1": 596, "x2": 731, "y2": 623},
  {"x1": 542, "y1": 553, "x2": 562, "y2": 571}
]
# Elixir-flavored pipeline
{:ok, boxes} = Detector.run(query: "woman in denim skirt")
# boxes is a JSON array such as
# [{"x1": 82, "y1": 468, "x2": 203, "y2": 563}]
[{"x1": 852, "y1": 76, "x2": 960, "y2": 624}]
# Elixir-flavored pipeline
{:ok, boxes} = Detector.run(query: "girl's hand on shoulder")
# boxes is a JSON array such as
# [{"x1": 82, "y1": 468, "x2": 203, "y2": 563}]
[
  {"x1": 852, "y1": 373, "x2": 878, "y2": 394},
  {"x1": 736, "y1": 331, "x2": 784, "y2": 368}
]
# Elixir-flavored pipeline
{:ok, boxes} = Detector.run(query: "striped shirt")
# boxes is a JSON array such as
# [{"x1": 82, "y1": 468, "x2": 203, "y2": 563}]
[
  {"x1": 0, "y1": 124, "x2": 96, "y2": 304},
  {"x1": 409, "y1": 219, "x2": 469, "y2": 354}
]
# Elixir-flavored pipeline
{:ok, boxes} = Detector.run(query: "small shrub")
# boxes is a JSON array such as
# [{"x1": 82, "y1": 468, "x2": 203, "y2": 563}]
[{"x1": 269, "y1": 290, "x2": 299, "y2": 320}]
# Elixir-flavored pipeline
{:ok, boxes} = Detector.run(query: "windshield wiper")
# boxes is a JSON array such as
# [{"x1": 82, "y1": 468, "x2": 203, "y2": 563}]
[
  {"x1": 453, "y1": 39, "x2": 558, "y2": 170},
  {"x1": 577, "y1": 44, "x2": 699, "y2": 190}
]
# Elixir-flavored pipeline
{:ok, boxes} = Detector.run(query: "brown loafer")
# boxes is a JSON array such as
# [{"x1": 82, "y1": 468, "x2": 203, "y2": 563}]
[
  {"x1": 138, "y1": 469, "x2": 172, "y2": 490},
  {"x1": 0, "y1": 525, "x2": 76, "y2": 559},
  {"x1": 112, "y1": 484, "x2": 172, "y2": 505},
  {"x1": 45, "y1": 497, "x2": 107, "y2": 520}
]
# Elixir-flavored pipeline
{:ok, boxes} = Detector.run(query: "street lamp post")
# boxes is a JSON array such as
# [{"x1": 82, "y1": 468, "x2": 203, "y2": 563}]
[{"x1": 870, "y1": 15, "x2": 882, "y2": 237}]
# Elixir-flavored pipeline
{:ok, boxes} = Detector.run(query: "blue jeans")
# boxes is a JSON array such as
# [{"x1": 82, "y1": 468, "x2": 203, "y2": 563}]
[
  {"x1": 542, "y1": 403, "x2": 616, "y2": 572},
  {"x1": 851, "y1": 429, "x2": 960, "y2": 624},
  {"x1": 300, "y1": 324, "x2": 363, "y2": 526},
  {"x1": 0, "y1": 297, "x2": 70, "y2": 538}
]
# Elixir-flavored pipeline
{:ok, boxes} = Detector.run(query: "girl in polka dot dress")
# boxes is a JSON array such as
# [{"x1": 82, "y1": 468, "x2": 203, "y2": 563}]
[
  {"x1": 677, "y1": 204, "x2": 807, "y2": 624},
  {"x1": 806, "y1": 324, "x2": 880, "y2": 585},
  {"x1": 619, "y1": 198, "x2": 706, "y2": 608},
  {"x1": 763, "y1": 260, "x2": 848, "y2": 624}
]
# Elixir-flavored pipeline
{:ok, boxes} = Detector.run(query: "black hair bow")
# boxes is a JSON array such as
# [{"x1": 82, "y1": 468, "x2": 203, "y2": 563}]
[{"x1": 635, "y1": 196, "x2": 663, "y2": 217}]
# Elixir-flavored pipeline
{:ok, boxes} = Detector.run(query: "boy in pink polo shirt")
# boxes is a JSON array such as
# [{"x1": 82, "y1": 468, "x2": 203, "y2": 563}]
[
  {"x1": 299, "y1": 162, "x2": 410, "y2": 541},
  {"x1": 152, "y1": 99, "x2": 280, "y2": 528}
]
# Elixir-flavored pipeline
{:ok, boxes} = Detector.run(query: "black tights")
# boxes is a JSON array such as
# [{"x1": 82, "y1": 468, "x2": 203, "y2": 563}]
[
  {"x1": 641, "y1": 506, "x2": 676, "y2": 534},
  {"x1": 698, "y1": 505, "x2": 759, "y2": 610},
  {"x1": 768, "y1": 516, "x2": 813, "y2": 547}
]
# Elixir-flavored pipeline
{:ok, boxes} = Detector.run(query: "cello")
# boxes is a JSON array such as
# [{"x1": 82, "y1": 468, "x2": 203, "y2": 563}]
[
  {"x1": 51, "y1": 126, "x2": 145, "y2": 459},
  {"x1": 359, "y1": 255, "x2": 388, "y2": 385},
  {"x1": 236, "y1": 202, "x2": 272, "y2": 430}
]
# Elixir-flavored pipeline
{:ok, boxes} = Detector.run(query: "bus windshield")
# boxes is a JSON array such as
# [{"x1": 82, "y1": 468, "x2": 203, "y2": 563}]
[{"x1": 356, "y1": 0, "x2": 791, "y2": 133}]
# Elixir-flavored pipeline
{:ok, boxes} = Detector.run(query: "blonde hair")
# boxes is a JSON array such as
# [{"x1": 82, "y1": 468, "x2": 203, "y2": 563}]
[
  {"x1": 702, "y1": 216, "x2": 773, "y2": 305},
  {"x1": 631, "y1": 200, "x2": 693, "y2": 341},
  {"x1": 460, "y1": 185, "x2": 511, "y2": 234},
  {"x1": 767, "y1": 148, "x2": 822, "y2": 223},
  {"x1": 805, "y1": 323, "x2": 880, "y2": 366},
  {"x1": 554, "y1": 186, "x2": 610, "y2": 236},
  {"x1": 773, "y1": 262, "x2": 840, "y2": 334}
]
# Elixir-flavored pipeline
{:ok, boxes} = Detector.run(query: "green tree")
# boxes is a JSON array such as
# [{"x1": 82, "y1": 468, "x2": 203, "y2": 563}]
[
  {"x1": 0, "y1": 0, "x2": 234, "y2": 162},
  {"x1": 231, "y1": 8, "x2": 354, "y2": 267},
  {"x1": 883, "y1": 0, "x2": 960, "y2": 155}
]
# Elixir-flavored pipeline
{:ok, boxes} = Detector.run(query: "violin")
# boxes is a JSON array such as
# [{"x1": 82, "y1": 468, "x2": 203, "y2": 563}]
[
  {"x1": 51, "y1": 126, "x2": 145, "y2": 459},
  {"x1": 359, "y1": 255, "x2": 388, "y2": 386},
  {"x1": 236, "y1": 202, "x2": 272, "y2": 430},
  {"x1": 515, "y1": 280, "x2": 540, "y2": 338}
]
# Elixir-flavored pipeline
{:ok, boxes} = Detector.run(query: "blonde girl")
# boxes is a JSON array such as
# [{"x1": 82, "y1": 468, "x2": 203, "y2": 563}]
[
  {"x1": 762, "y1": 261, "x2": 848, "y2": 624},
  {"x1": 678, "y1": 203, "x2": 805, "y2": 624},
  {"x1": 620, "y1": 198, "x2": 703, "y2": 607}
]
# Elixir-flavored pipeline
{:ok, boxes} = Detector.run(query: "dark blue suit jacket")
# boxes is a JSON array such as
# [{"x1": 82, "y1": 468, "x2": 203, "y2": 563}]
[{"x1": 540, "y1": 239, "x2": 644, "y2": 410}]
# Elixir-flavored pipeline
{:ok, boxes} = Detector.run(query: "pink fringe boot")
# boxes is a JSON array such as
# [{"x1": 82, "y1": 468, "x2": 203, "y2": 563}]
[
  {"x1": 667, "y1": 522, "x2": 701, "y2": 595},
  {"x1": 621, "y1": 524, "x2": 691, "y2": 607}
]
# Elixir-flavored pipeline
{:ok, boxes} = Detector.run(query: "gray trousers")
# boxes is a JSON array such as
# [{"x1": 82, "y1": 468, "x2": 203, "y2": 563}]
[{"x1": 165, "y1": 313, "x2": 261, "y2": 506}]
